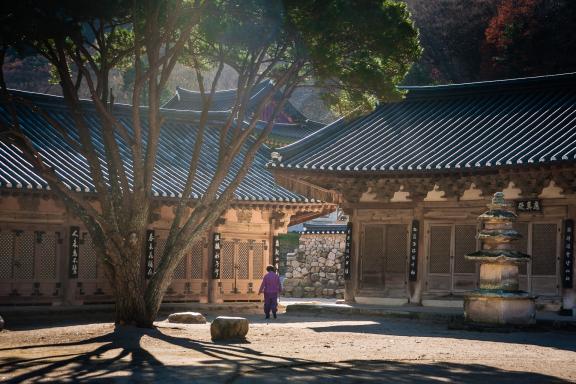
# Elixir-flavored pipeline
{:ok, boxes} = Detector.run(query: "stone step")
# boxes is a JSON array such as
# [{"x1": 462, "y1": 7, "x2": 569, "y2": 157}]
[{"x1": 355, "y1": 296, "x2": 408, "y2": 306}]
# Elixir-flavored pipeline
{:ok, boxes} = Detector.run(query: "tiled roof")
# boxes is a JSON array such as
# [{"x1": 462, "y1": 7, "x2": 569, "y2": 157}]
[
  {"x1": 163, "y1": 80, "x2": 274, "y2": 112},
  {"x1": 0, "y1": 90, "x2": 316, "y2": 202},
  {"x1": 274, "y1": 73, "x2": 576, "y2": 173},
  {"x1": 163, "y1": 80, "x2": 325, "y2": 143}
]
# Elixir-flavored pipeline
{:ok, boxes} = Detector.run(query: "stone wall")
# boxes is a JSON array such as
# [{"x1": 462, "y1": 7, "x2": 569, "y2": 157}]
[{"x1": 282, "y1": 234, "x2": 345, "y2": 298}]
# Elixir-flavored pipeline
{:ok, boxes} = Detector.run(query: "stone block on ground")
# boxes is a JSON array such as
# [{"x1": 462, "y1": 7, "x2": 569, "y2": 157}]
[
  {"x1": 210, "y1": 316, "x2": 249, "y2": 340},
  {"x1": 168, "y1": 312, "x2": 207, "y2": 324}
]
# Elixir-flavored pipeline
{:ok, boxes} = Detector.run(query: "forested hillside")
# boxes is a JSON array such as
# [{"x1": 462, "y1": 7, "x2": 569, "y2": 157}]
[
  {"x1": 404, "y1": 0, "x2": 576, "y2": 85},
  {"x1": 3, "y1": 0, "x2": 576, "y2": 113}
]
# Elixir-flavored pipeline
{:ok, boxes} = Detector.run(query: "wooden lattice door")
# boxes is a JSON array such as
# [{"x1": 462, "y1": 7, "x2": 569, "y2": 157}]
[
  {"x1": 426, "y1": 224, "x2": 478, "y2": 293},
  {"x1": 515, "y1": 222, "x2": 560, "y2": 296},
  {"x1": 0, "y1": 228, "x2": 62, "y2": 301},
  {"x1": 360, "y1": 224, "x2": 408, "y2": 296},
  {"x1": 153, "y1": 233, "x2": 206, "y2": 300},
  {"x1": 220, "y1": 239, "x2": 266, "y2": 300},
  {"x1": 75, "y1": 231, "x2": 112, "y2": 301}
]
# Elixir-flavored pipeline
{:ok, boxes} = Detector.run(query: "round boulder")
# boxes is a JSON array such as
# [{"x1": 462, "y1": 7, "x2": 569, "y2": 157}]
[
  {"x1": 0, "y1": 315, "x2": 4, "y2": 331},
  {"x1": 168, "y1": 312, "x2": 207, "y2": 324},
  {"x1": 210, "y1": 316, "x2": 249, "y2": 340}
]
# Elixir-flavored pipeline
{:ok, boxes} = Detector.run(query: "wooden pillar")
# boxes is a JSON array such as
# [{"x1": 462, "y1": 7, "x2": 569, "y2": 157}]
[
  {"x1": 562, "y1": 203, "x2": 576, "y2": 312},
  {"x1": 63, "y1": 212, "x2": 82, "y2": 305},
  {"x1": 207, "y1": 228, "x2": 223, "y2": 304},
  {"x1": 344, "y1": 207, "x2": 358, "y2": 303},
  {"x1": 199, "y1": 237, "x2": 210, "y2": 303},
  {"x1": 409, "y1": 204, "x2": 425, "y2": 305}
]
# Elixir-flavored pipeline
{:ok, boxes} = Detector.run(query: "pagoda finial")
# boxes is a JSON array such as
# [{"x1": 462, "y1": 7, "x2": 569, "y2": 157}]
[
  {"x1": 488, "y1": 191, "x2": 511, "y2": 211},
  {"x1": 492, "y1": 191, "x2": 505, "y2": 205}
]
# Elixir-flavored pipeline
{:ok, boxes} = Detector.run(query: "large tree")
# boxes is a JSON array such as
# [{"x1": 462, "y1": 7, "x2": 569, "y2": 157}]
[{"x1": 0, "y1": 0, "x2": 420, "y2": 327}]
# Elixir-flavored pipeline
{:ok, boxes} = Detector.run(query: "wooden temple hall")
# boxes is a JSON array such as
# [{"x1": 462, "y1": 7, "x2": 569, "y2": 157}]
[
  {"x1": 271, "y1": 73, "x2": 576, "y2": 311},
  {"x1": 0, "y1": 90, "x2": 332, "y2": 305},
  {"x1": 163, "y1": 80, "x2": 326, "y2": 148}
]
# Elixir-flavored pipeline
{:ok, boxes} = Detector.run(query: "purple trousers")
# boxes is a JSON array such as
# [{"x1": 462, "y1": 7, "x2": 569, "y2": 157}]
[{"x1": 263, "y1": 293, "x2": 278, "y2": 316}]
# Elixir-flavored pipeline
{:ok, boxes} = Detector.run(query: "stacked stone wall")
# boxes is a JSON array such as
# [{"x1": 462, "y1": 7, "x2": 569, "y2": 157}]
[{"x1": 282, "y1": 234, "x2": 345, "y2": 298}]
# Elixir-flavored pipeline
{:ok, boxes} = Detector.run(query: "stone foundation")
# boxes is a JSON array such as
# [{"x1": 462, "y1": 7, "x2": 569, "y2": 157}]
[
  {"x1": 282, "y1": 234, "x2": 345, "y2": 299},
  {"x1": 464, "y1": 295, "x2": 536, "y2": 325}
]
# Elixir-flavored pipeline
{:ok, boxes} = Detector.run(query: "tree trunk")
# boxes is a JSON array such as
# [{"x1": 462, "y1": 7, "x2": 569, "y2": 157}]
[{"x1": 112, "y1": 249, "x2": 153, "y2": 327}]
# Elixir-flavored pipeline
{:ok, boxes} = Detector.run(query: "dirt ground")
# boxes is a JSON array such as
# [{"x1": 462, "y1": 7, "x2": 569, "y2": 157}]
[{"x1": 0, "y1": 313, "x2": 575, "y2": 383}]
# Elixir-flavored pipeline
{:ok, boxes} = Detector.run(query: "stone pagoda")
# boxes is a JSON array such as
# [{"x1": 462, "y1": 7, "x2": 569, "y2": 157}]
[{"x1": 464, "y1": 192, "x2": 536, "y2": 324}]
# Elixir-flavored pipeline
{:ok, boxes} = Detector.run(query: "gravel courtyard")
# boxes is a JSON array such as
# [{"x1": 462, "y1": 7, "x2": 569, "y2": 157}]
[{"x1": 1, "y1": 313, "x2": 575, "y2": 383}]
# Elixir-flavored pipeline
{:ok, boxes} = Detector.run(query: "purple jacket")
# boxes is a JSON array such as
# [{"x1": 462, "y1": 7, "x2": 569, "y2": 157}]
[{"x1": 259, "y1": 271, "x2": 282, "y2": 294}]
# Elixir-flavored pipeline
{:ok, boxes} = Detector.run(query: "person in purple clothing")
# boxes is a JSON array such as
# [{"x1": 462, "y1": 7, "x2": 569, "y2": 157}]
[{"x1": 258, "y1": 265, "x2": 282, "y2": 319}]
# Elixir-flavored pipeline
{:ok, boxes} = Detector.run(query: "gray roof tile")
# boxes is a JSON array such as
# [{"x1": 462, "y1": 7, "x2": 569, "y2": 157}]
[
  {"x1": 0, "y1": 90, "x2": 308, "y2": 202},
  {"x1": 275, "y1": 73, "x2": 576, "y2": 173}
]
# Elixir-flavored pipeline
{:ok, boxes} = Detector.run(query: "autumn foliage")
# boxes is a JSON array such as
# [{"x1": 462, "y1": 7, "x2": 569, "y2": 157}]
[{"x1": 405, "y1": 0, "x2": 576, "y2": 84}]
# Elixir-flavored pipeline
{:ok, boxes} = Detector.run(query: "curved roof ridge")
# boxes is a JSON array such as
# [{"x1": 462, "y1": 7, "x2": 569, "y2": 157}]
[
  {"x1": 7, "y1": 89, "x2": 231, "y2": 122},
  {"x1": 400, "y1": 72, "x2": 576, "y2": 99}
]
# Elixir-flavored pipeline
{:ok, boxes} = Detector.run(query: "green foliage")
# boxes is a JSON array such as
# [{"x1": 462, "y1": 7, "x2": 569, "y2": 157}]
[
  {"x1": 285, "y1": 0, "x2": 421, "y2": 114},
  {"x1": 184, "y1": 0, "x2": 420, "y2": 114}
]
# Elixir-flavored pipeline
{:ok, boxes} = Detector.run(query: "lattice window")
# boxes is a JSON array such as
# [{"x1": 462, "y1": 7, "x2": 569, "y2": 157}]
[
  {"x1": 0, "y1": 231, "x2": 14, "y2": 280},
  {"x1": 454, "y1": 225, "x2": 477, "y2": 274},
  {"x1": 531, "y1": 223, "x2": 558, "y2": 276},
  {"x1": 173, "y1": 254, "x2": 187, "y2": 279},
  {"x1": 515, "y1": 222, "x2": 529, "y2": 275},
  {"x1": 190, "y1": 240, "x2": 203, "y2": 279},
  {"x1": 155, "y1": 238, "x2": 167, "y2": 266},
  {"x1": 221, "y1": 241, "x2": 235, "y2": 279},
  {"x1": 79, "y1": 234, "x2": 98, "y2": 279},
  {"x1": 14, "y1": 231, "x2": 35, "y2": 280},
  {"x1": 238, "y1": 242, "x2": 250, "y2": 279},
  {"x1": 37, "y1": 232, "x2": 57, "y2": 280},
  {"x1": 252, "y1": 242, "x2": 264, "y2": 279},
  {"x1": 429, "y1": 226, "x2": 451, "y2": 274},
  {"x1": 385, "y1": 224, "x2": 407, "y2": 273}
]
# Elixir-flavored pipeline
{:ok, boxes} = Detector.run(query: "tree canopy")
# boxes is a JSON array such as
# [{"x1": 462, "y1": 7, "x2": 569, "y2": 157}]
[{"x1": 0, "y1": 0, "x2": 420, "y2": 326}]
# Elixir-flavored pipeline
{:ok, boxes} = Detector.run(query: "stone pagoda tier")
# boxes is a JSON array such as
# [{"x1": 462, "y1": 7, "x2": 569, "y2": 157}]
[{"x1": 464, "y1": 192, "x2": 535, "y2": 325}]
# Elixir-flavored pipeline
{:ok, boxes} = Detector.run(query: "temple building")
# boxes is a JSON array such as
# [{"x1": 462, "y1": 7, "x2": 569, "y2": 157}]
[
  {"x1": 0, "y1": 90, "x2": 333, "y2": 305},
  {"x1": 164, "y1": 80, "x2": 326, "y2": 147},
  {"x1": 270, "y1": 73, "x2": 576, "y2": 312}
]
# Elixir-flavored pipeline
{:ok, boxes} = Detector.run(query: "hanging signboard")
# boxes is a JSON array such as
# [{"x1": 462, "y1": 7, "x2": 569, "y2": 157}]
[
  {"x1": 515, "y1": 199, "x2": 542, "y2": 212},
  {"x1": 145, "y1": 230, "x2": 155, "y2": 279},
  {"x1": 343, "y1": 223, "x2": 352, "y2": 279},
  {"x1": 69, "y1": 226, "x2": 80, "y2": 278},
  {"x1": 563, "y1": 219, "x2": 574, "y2": 289},
  {"x1": 409, "y1": 220, "x2": 420, "y2": 281},
  {"x1": 212, "y1": 233, "x2": 221, "y2": 279},
  {"x1": 273, "y1": 236, "x2": 281, "y2": 273}
]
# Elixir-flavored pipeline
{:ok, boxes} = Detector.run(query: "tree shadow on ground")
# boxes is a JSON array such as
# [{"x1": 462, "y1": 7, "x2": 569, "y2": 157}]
[
  {"x1": 1, "y1": 316, "x2": 575, "y2": 383},
  {"x1": 1, "y1": 326, "x2": 570, "y2": 384},
  {"x1": 0, "y1": 325, "x2": 313, "y2": 383},
  {"x1": 230, "y1": 359, "x2": 571, "y2": 383},
  {"x1": 305, "y1": 317, "x2": 576, "y2": 353}
]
